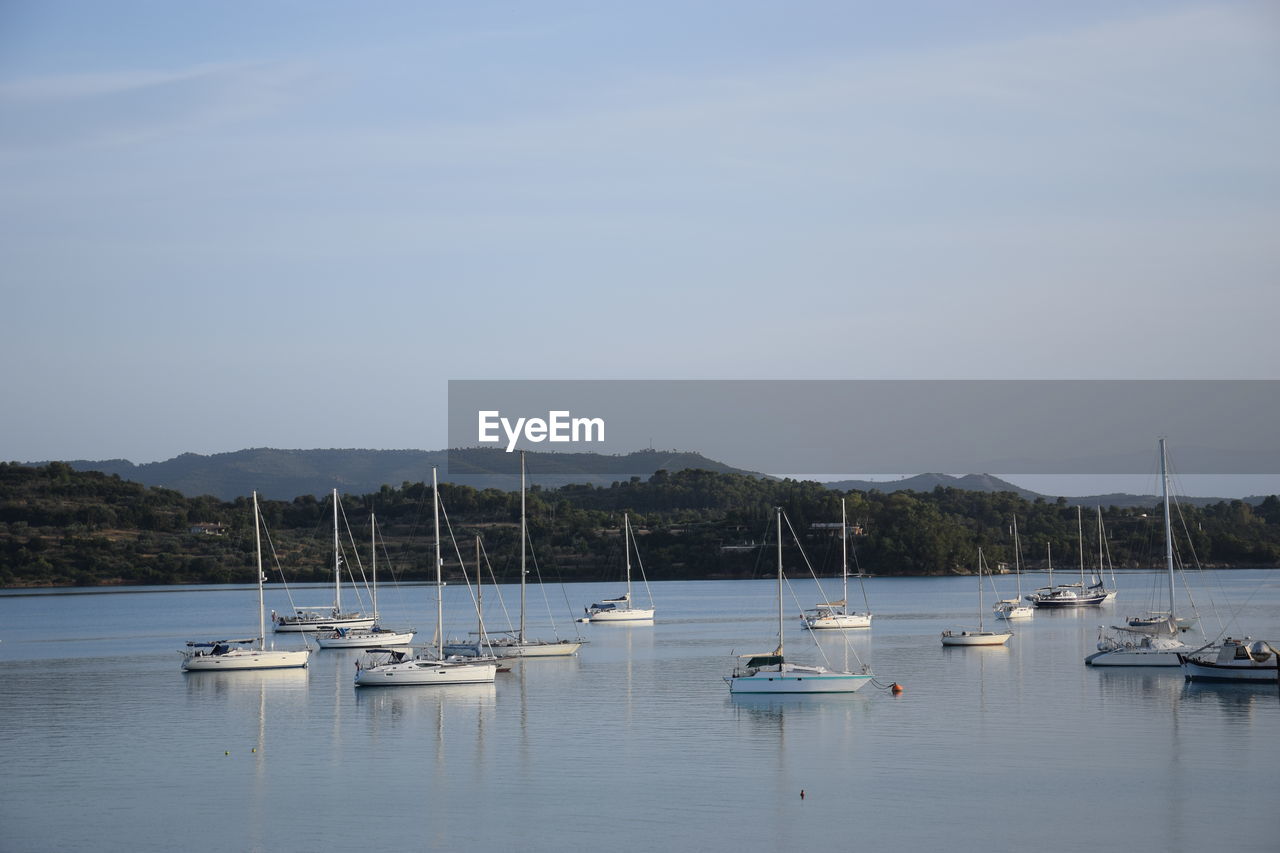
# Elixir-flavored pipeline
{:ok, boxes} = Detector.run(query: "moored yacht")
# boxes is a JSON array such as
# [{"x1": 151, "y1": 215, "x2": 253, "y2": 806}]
[
  {"x1": 800, "y1": 499, "x2": 872, "y2": 630},
  {"x1": 182, "y1": 493, "x2": 311, "y2": 672},
  {"x1": 584, "y1": 513, "x2": 655, "y2": 622},
  {"x1": 354, "y1": 469, "x2": 496, "y2": 686}
]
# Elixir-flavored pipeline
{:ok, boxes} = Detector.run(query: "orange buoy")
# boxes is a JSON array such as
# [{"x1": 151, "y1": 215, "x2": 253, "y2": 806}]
[{"x1": 891, "y1": 682, "x2": 904, "y2": 695}]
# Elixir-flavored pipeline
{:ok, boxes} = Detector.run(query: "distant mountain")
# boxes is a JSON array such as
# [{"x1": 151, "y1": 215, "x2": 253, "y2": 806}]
[
  {"x1": 47, "y1": 448, "x2": 767, "y2": 501},
  {"x1": 823, "y1": 472, "x2": 1247, "y2": 509},
  {"x1": 34, "y1": 449, "x2": 1259, "y2": 507},
  {"x1": 824, "y1": 473, "x2": 1044, "y2": 500}
]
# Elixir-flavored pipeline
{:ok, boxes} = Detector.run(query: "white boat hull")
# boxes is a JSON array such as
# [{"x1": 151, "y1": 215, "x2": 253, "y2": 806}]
[
  {"x1": 445, "y1": 640, "x2": 583, "y2": 658},
  {"x1": 726, "y1": 664, "x2": 872, "y2": 694},
  {"x1": 355, "y1": 658, "x2": 497, "y2": 686},
  {"x1": 273, "y1": 614, "x2": 377, "y2": 633},
  {"x1": 995, "y1": 609, "x2": 1034, "y2": 621},
  {"x1": 994, "y1": 595, "x2": 1033, "y2": 620},
  {"x1": 586, "y1": 608, "x2": 655, "y2": 622},
  {"x1": 315, "y1": 629, "x2": 415, "y2": 648},
  {"x1": 802, "y1": 612, "x2": 872, "y2": 630},
  {"x1": 182, "y1": 649, "x2": 310, "y2": 671},
  {"x1": 1085, "y1": 648, "x2": 1183, "y2": 667},
  {"x1": 941, "y1": 630, "x2": 1012, "y2": 647}
]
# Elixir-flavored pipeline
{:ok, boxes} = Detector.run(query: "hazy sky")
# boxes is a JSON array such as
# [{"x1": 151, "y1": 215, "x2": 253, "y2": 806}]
[{"x1": 2, "y1": 2, "x2": 1277, "y2": 483}]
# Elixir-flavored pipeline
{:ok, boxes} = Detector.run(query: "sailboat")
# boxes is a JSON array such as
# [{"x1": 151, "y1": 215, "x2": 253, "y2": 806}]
[
  {"x1": 800, "y1": 498, "x2": 872, "y2": 630},
  {"x1": 1026, "y1": 508, "x2": 1107, "y2": 608},
  {"x1": 354, "y1": 469, "x2": 497, "y2": 686},
  {"x1": 316, "y1": 513, "x2": 415, "y2": 648},
  {"x1": 182, "y1": 492, "x2": 312, "y2": 671},
  {"x1": 942, "y1": 548, "x2": 1013, "y2": 646},
  {"x1": 273, "y1": 489, "x2": 377, "y2": 633},
  {"x1": 993, "y1": 516, "x2": 1034, "y2": 621},
  {"x1": 447, "y1": 451, "x2": 582, "y2": 658},
  {"x1": 1087, "y1": 438, "x2": 1195, "y2": 667},
  {"x1": 725, "y1": 508, "x2": 873, "y2": 693},
  {"x1": 584, "y1": 512, "x2": 655, "y2": 622}
]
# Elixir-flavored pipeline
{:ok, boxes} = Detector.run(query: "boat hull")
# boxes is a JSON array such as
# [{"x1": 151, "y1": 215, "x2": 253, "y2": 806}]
[
  {"x1": 726, "y1": 672, "x2": 872, "y2": 694},
  {"x1": 586, "y1": 608, "x2": 655, "y2": 622},
  {"x1": 1179, "y1": 658, "x2": 1279, "y2": 683},
  {"x1": 315, "y1": 629, "x2": 415, "y2": 648},
  {"x1": 274, "y1": 615, "x2": 377, "y2": 633},
  {"x1": 1085, "y1": 649, "x2": 1182, "y2": 667},
  {"x1": 182, "y1": 649, "x2": 311, "y2": 671},
  {"x1": 1029, "y1": 596, "x2": 1106, "y2": 608},
  {"x1": 941, "y1": 631, "x2": 1012, "y2": 646},
  {"x1": 354, "y1": 659, "x2": 497, "y2": 686},
  {"x1": 802, "y1": 613, "x2": 872, "y2": 629},
  {"x1": 445, "y1": 640, "x2": 583, "y2": 658}
]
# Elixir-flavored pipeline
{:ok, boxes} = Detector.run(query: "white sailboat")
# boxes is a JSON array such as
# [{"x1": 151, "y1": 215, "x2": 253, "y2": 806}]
[
  {"x1": 993, "y1": 516, "x2": 1034, "y2": 621},
  {"x1": 726, "y1": 508, "x2": 874, "y2": 694},
  {"x1": 942, "y1": 548, "x2": 1013, "y2": 646},
  {"x1": 584, "y1": 512, "x2": 655, "y2": 622},
  {"x1": 182, "y1": 492, "x2": 311, "y2": 671},
  {"x1": 801, "y1": 498, "x2": 872, "y2": 630},
  {"x1": 273, "y1": 489, "x2": 377, "y2": 633},
  {"x1": 1087, "y1": 439, "x2": 1194, "y2": 667},
  {"x1": 446, "y1": 451, "x2": 582, "y2": 659},
  {"x1": 1096, "y1": 507, "x2": 1119, "y2": 602},
  {"x1": 354, "y1": 469, "x2": 496, "y2": 686},
  {"x1": 316, "y1": 513, "x2": 415, "y2": 649}
]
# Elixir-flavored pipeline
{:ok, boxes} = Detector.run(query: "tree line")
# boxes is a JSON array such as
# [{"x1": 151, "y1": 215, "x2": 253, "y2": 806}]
[{"x1": 2, "y1": 461, "x2": 1278, "y2": 588}]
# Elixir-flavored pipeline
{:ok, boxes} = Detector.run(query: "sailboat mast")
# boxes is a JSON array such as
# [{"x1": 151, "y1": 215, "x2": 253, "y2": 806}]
[
  {"x1": 1047, "y1": 542, "x2": 1053, "y2": 587},
  {"x1": 977, "y1": 548, "x2": 984, "y2": 632},
  {"x1": 776, "y1": 507, "x2": 784, "y2": 658},
  {"x1": 1077, "y1": 505, "x2": 1085, "y2": 589},
  {"x1": 254, "y1": 491, "x2": 265, "y2": 650},
  {"x1": 476, "y1": 535, "x2": 483, "y2": 639},
  {"x1": 1095, "y1": 506, "x2": 1104, "y2": 584},
  {"x1": 624, "y1": 512, "x2": 632, "y2": 598},
  {"x1": 371, "y1": 513, "x2": 377, "y2": 618},
  {"x1": 434, "y1": 468, "x2": 443, "y2": 659},
  {"x1": 1012, "y1": 516, "x2": 1022, "y2": 599},
  {"x1": 519, "y1": 451, "x2": 527, "y2": 645},
  {"x1": 333, "y1": 488, "x2": 341, "y2": 613},
  {"x1": 841, "y1": 498, "x2": 849, "y2": 607},
  {"x1": 1160, "y1": 438, "x2": 1175, "y2": 616}
]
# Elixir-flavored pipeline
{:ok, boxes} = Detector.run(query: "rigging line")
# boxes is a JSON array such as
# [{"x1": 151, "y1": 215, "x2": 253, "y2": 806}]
[
  {"x1": 524, "y1": 531, "x2": 580, "y2": 641},
  {"x1": 479, "y1": 539, "x2": 517, "y2": 635},
  {"x1": 626, "y1": 514, "x2": 656, "y2": 608},
  {"x1": 260, "y1": 517, "x2": 312, "y2": 650},
  {"x1": 372, "y1": 516, "x2": 408, "y2": 607},
  {"x1": 437, "y1": 499, "x2": 486, "y2": 643},
  {"x1": 335, "y1": 499, "x2": 372, "y2": 611},
  {"x1": 847, "y1": 523, "x2": 871, "y2": 612},
  {"x1": 780, "y1": 510, "x2": 867, "y2": 672}
]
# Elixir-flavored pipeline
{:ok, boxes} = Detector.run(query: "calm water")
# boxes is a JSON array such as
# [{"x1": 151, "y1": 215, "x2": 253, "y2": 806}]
[{"x1": 2, "y1": 571, "x2": 1278, "y2": 853}]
